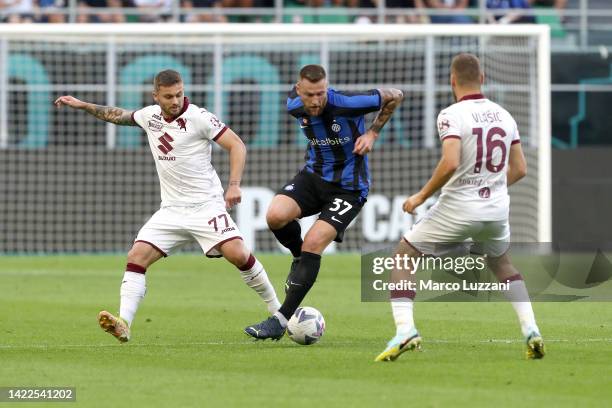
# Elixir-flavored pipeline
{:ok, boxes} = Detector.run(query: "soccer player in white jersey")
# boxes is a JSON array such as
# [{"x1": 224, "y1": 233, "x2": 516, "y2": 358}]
[
  {"x1": 375, "y1": 53, "x2": 545, "y2": 361},
  {"x1": 54, "y1": 70, "x2": 280, "y2": 343}
]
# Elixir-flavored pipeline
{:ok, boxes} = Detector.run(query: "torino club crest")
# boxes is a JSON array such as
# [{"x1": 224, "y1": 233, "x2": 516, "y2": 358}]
[
  {"x1": 176, "y1": 118, "x2": 187, "y2": 131},
  {"x1": 438, "y1": 118, "x2": 450, "y2": 132}
]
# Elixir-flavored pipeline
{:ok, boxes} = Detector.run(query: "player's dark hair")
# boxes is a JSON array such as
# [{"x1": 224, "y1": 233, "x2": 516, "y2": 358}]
[
  {"x1": 299, "y1": 65, "x2": 327, "y2": 83},
  {"x1": 154, "y1": 70, "x2": 183, "y2": 91},
  {"x1": 451, "y1": 53, "x2": 482, "y2": 88}
]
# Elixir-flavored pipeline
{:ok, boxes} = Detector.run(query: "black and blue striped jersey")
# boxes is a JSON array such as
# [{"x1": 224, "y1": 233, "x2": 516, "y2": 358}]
[{"x1": 287, "y1": 87, "x2": 381, "y2": 198}]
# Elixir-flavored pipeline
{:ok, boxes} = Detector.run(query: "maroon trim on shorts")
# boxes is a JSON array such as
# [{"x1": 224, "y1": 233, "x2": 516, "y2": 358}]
[
  {"x1": 239, "y1": 254, "x2": 256, "y2": 271},
  {"x1": 511, "y1": 139, "x2": 521, "y2": 145},
  {"x1": 126, "y1": 262, "x2": 146, "y2": 274},
  {"x1": 205, "y1": 236, "x2": 243, "y2": 258},
  {"x1": 134, "y1": 240, "x2": 168, "y2": 257},
  {"x1": 441, "y1": 135, "x2": 461, "y2": 141},
  {"x1": 459, "y1": 93, "x2": 485, "y2": 102},
  {"x1": 212, "y1": 126, "x2": 229, "y2": 142}
]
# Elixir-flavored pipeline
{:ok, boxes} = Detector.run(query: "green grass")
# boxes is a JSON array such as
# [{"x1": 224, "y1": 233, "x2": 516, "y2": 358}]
[{"x1": 1, "y1": 254, "x2": 611, "y2": 407}]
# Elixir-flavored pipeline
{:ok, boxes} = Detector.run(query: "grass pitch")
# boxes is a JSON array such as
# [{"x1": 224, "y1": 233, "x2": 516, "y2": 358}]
[{"x1": 1, "y1": 254, "x2": 611, "y2": 407}]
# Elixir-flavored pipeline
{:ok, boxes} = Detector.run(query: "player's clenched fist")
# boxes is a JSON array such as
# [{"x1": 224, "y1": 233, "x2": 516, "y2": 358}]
[
  {"x1": 225, "y1": 185, "x2": 242, "y2": 209},
  {"x1": 402, "y1": 193, "x2": 425, "y2": 214},
  {"x1": 352, "y1": 130, "x2": 377, "y2": 155},
  {"x1": 54, "y1": 95, "x2": 86, "y2": 109}
]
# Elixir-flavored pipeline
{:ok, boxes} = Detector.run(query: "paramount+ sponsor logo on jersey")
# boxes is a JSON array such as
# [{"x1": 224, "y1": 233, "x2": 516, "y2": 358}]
[{"x1": 309, "y1": 135, "x2": 351, "y2": 147}]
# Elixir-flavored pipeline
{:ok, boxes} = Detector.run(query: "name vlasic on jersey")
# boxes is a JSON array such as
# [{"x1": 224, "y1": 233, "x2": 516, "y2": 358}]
[{"x1": 436, "y1": 94, "x2": 521, "y2": 221}]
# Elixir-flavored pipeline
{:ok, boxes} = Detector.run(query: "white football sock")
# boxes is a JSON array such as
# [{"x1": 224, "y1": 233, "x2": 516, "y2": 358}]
[
  {"x1": 240, "y1": 258, "x2": 281, "y2": 314},
  {"x1": 504, "y1": 280, "x2": 539, "y2": 337},
  {"x1": 273, "y1": 311, "x2": 288, "y2": 327},
  {"x1": 391, "y1": 298, "x2": 415, "y2": 337},
  {"x1": 119, "y1": 271, "x2": 146, "y2": 327}
]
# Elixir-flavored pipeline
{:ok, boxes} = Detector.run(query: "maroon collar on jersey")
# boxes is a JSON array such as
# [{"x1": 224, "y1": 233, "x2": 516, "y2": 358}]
[
  {"x1": 162, "y1": 97, "x2": 190, "y2": 123},
  {"x1": 459, "y1": 93, "x2": 485, "y2": 102}
]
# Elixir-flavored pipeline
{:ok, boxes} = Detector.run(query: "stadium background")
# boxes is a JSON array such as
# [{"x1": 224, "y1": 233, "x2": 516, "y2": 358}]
[
  {"x1": 0, "y1": 3, "x2": 611, "y2": 408},
  {"x1": 0, "y1": 27, "x2": 550, "y2": 253},
  {"x1": 0, "y1": 0, "x2": 612, "y2": 408},
  {"x1": 1, "y1": 19, "x2": 611, "y2": 252}
]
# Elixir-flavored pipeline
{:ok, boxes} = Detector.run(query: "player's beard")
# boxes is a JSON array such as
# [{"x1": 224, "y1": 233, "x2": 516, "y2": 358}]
[
  {"x1": 306, "y1": 101, "x2": 326, "y2": 116},
  {"x1": 307, "y1": 106, "x2": 322, "y2": 116},
  {"x1": 163, "y1": 103, "x2": 182, "y2": 120}
]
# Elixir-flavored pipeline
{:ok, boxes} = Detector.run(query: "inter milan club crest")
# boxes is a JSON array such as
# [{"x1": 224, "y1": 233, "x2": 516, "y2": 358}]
[
  {"x1": 176, "y1": 118, "x2": 187, "y2": 131},
  {"x1": 301, "y1": 118, "x2": 310, "y2": 128},
  {"x1": 331, "y1": 122, "x2": 341, "y2": 133}
]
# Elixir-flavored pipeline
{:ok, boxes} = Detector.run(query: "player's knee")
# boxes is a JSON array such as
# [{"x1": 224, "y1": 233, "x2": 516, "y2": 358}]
[
  {"x1": 301, "y1": 236, "x2": 329, "y2": 254},
  {"x1": 486, "y1": 253, "x2": 507, "y2": 269},
  {"x1": 231, "y1": 251, "x2": 250, "y2": 268},
  {"x1": 396, "y1": 239, "x2": 421, "y2": 258},
  {"x1": 220, "y1": 239, "x2": 250, "y2": 267},
  {"x1": 231, "y1": 254, "x2": 250, "y2": 268},
  {"x1": 487, "y1": 253, "x2": 515, "y2": 277},
  {"x1": 266, "y1": 209, "x2": 289, "y2": 230},
  {"x1": 127, "y1": 246, "x2": 148, "y2": 267}
]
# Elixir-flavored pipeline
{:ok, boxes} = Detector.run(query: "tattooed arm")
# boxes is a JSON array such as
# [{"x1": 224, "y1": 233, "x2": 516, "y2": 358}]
[
  {"x1": 353, "y1": 88, "x2": 404, "y2": 155},
  {"x1": 54, "y1": 95, "x2": 138, "y2": 126},
  {"x1": 369, "y1": 88, "x2": 404, "y2": 134}
]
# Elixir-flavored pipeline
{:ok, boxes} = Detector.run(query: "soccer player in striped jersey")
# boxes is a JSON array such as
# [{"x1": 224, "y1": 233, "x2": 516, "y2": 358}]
[
  {"x1": 374, "y1": 53, "x2": 544, "y2": 361},
  {"x1": 245, "y1": 64, "x2": 404, "y2": 340}
]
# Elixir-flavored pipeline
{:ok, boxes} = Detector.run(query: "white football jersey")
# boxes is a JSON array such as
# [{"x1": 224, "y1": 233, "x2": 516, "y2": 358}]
[
  {"x1": 436, "y1": 94, "x2": 521, "y2": 221},
  {"x1": 132, "y1": 98, "x2": 228, "y2": 207}
]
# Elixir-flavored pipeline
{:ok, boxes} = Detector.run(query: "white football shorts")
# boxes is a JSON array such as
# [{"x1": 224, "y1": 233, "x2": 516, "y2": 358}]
[
  {"x1": 403, "y1": 203, "x2": 510, "y2": 258},
  {"x1": 135, "y1": 201, "x2": 242, "y2": 258}
]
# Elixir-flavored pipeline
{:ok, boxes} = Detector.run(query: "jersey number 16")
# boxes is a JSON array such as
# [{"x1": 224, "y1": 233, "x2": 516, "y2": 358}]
[{"x1": 473, "y1": 126, "x2": 507, "y2": 174}]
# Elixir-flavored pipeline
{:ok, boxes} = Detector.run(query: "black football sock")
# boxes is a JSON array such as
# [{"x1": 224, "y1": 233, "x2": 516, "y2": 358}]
[
  {"x1": 278, "y1": 251, "x2": 321, "y2": 320},
  {"x1": 271, "y1": 220, "x2": 303, "y2": 258}
]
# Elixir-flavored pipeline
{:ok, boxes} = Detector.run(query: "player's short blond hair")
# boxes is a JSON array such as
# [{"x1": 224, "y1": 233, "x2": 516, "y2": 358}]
[
  {"x1": 451, "y1": 53, "x2": 482, "y2": 88},
  {"x1": 299, "y1": 65, "x2": 326, "y2": 83},
  {"x1": 154, "y1": 70, "x2": 183, "y2": 91}
]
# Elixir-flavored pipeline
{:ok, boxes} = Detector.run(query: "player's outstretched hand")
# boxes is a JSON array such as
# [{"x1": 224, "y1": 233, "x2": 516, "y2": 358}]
[
  {"x1": 225, "y1": 185, "x2": 242, "y2": 209},
  {"x1": 54, "y1": 95, "x2": 86, "y2": 110},
  {"x1": 403, "y1": 193, "x2": 425, "y2": 214},
  {"x1": 353, "y1": 130, "x2": 378, "y2": 155}
]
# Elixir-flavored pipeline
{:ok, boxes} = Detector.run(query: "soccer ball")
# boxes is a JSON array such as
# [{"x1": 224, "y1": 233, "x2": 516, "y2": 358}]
[{"x1": 287, "y1": 306, "x2": 325, "y2": 345}]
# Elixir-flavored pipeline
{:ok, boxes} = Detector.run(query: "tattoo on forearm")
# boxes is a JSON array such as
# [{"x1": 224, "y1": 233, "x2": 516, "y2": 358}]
[
  {"x1": 369, "y1": 88, "x2": 404, "y2": 134},
  {"x1": 84, "y1": 104, "x2": 136, "y2": 126}
]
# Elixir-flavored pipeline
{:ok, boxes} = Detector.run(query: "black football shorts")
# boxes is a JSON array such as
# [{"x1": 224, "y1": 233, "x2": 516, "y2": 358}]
[{"x1": 277, "y1": 170, "x2": 366, "y2": 243}]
